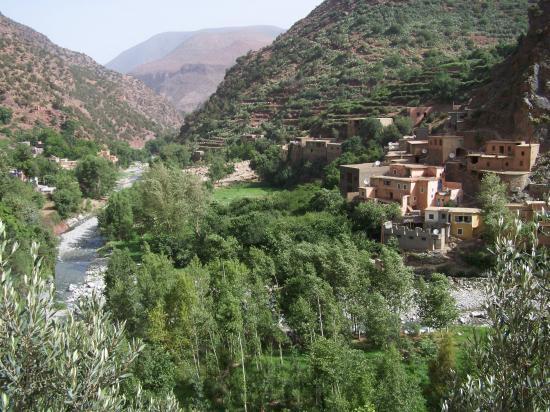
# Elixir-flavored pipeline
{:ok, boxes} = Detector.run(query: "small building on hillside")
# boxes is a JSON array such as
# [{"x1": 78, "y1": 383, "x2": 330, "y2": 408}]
[
  {"x1": 424, "y1": 207, "x2": 483, "y2": 240},
  {"x1": 467, "y1": 140, "x2": 539, "y2": 173},
  {"x1": 381, "y1": 221, "x2": 447, "y2": 252},
  {"x1": 426, "y1": 135, "x2": 465, "y2": 165},
  {"x1": 288, "y1": 137, "x2": 342, "y2": 165},
  {"x1": 358, "y1": 164, "x2": 463, "y2": 214},
  {"x1": 339, "y1": 162, "x2": 389, "y2": 198},
  {"x1": 98, "y1": 149, "x2": 119, "y2": 164}
]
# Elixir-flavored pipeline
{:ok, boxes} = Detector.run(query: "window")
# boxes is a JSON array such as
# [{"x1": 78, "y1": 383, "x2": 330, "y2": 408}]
[
  {"x1": 521, "y1": 151, "x2": 525, "y2": 156},
  {"x1": 384, "y1": 180, "x2": 391, "y2": 186},
  {"x1": 393, "y1": 169, "x2": 397, "y2": 175},
  {"x1": 499, "y1": 146, "x2": 504, "y2": 154},
  {"x1": 457, "y1": 228, "x2": 463, "y2": 236},
  {"x1": 429, "y1": 214, "x2": 435, "y2": 220},
  {"x1": 420, "y1": 187, "x2": 424, "y2": 193},
  {"x1": 505, "y1": 162, "x2": 509, "y2": 167},
  {"x1": 396, "y1": 235, "x2": 402, "y2": 239},
  {"x1": 492, "y1": 145, "x2": 496, "y2": 151},
  {"x1": 486, "y1": 162, "x2": 491, "y2": 167},
  {"x1": 397, "y1": 183, "x2": 401, "y2": 189},
  {"x1": 413, "y1": 196, "x2": 417, "y2": 202},
  {"x1": 464, "y1": 216, "x2": 471, "y2": 223},
  {"x1": 403, "y1": 184, "x2": 408, "y2": 190},
  {"x1": 421, "y1": 237, "x2": 427, "y2": 241},
  {"x1": 409, "y1": 236, "x2": 414, "y2": 240},
  {"x1": 441, "y1": 213, "x2": 446, "y2": 220},
  {"x1": 455, "y1": 215, "x2": 464, "y2": 223}
]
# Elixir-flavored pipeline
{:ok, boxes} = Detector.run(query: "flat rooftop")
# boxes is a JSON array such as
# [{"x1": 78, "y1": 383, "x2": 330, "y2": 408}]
[{"x1": 425, "y1": 207, "x2": 482, "y2": 213}]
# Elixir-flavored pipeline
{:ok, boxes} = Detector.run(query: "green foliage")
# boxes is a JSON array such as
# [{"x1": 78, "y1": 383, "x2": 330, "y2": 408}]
[
  {"x1": 425, "y1": 333, "x2": 456, "y2": 411},
  {"x1": 207, "y1": 155, "x2": 234, "y2": 183},
  {"x1": 478, "y1": 173, "x2": 513, "y2": 244},
  {"x1": 430, "y1": 73, "x2": 461, "y2": 102},
  {"x1": 51, "y1": 172, "x2": 82, "y2": 218},
  {"x1": 0, "y1": 222, "x2": 181, "y2": 411},
  {"x1": 0, "y1": 173, "x2": 56, "y2": 274},
  {"x1": 0, "y1": 106, "x2": 12, "y2": 125},
  {"x1": 374, "y1": 346, "x2": 426, "y2": 412},
  {"x1": 75, "y1": 155, "x2": 117, "y2": 199},
  {"x1": 447, "y1": 222, "x2": 549, "y2": 411},
  {"x1": 350, "y1": 201, "x2": 402, "y2": 238},
  {"x1": 417, "y1": 274, "x2": 459, "y2": 329},
  {"x1": 99, "y1": 190, "x2": 135, "y2": 240}
]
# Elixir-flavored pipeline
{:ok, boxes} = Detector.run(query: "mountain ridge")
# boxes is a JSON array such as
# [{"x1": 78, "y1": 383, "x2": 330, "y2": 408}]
[
  {"x1": 179, "y1": 0, "x2": 530, "y2": 142},
  {"x1": 0, "y1": 14, "x2": 181, "y2": 147},
  {"x1": 117, "y1": 26, "x2": 283, "y2": 113}
]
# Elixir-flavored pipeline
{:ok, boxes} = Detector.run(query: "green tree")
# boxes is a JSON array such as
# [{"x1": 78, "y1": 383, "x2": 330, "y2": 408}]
[
  {"x1": 447, "y1": 222, "x2": 549, "y2": 411},
  {"x1": 51, "y1": 172, "x2": 82, "y2": 218},
  {"x1": 425, "y1": 333, "x2": 456, "y2": 411},
  {"x1": 478, "y1": 172, "x2": 512, "y2": 244},
  {"x1": 431, "y1": 73, "x2": 460, "y2": 102},
  {"x1": 0, "y1": 106, "x2": 12, "y2": 125},
  {"x1": 208, "y1": 156, "x2": 233, "y2": 183},
  {"x1": 308, "y1": 337, "x2": 375, "y2": 410},
  {"x1": 100, "y1": 190, "x2": 134, "y2": 240},
  {"x1": 136, "y1": 164, "x2": 210, "y2": 238},
  {"x1": 374, "y1": 346, "x2": 426, "y2": 412},
  {"x1": 351, "y1": 201, "x2": 402, "y2": 237},
  {"x1": 75, "y1": 155, "x2": 117, "y2": 199},
  {"x1": 0, "y1": 222, "x2": 180, "y2": 411},
  {"x1": 417, "y1": 273, "x2": 459, "y2": 329}
]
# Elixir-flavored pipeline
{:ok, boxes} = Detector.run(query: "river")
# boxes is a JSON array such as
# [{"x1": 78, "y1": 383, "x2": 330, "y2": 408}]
[{"x1": 55, "y1": 163, "x2": 144, "y2": 305}]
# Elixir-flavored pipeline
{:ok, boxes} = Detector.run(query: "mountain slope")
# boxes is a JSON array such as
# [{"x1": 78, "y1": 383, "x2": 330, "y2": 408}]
[
  {"x1": 180, "y1": 0, "x2": 529, "y2": 142},
  {"x1": 0, "y1": 14, "x2": 181, "y2": 146},
  {"x1": 128, "y1": 27, "x2": 283, "y2": 113},
  {"x1": 465, "y1": 0, "x2": 550, "y2": 144},
  {"x1": 106, "y1": 32, "x2": 196, "y2": 74}
]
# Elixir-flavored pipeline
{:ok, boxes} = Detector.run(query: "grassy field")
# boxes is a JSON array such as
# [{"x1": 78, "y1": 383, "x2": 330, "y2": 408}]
[{"x1": 212, "y1": 182, "x2": 284, "y2": 204}]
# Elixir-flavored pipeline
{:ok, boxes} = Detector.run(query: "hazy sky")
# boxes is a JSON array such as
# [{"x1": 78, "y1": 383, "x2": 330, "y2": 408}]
[{"x1": 1, "y1": 0, "x2": 323, "y2": 64}]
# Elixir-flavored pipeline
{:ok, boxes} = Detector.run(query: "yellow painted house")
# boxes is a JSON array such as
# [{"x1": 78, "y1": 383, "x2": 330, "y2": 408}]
[{"x1": 425, "y1": 207, "x2": 483, "y2": 240}]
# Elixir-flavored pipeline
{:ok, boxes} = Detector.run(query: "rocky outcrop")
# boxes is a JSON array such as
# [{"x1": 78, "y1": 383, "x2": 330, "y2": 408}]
[
  {"x1": 465, "y1": 0, "x2": 550, "y2": 146},
  {"x1": 0, "y1": 14, "x2": 182, "y2": 146}
]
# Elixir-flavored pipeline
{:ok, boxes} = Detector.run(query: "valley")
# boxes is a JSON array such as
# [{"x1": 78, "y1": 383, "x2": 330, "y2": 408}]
[{"x1": 0, "y1": 0, "x2": 548, "y2": 411}]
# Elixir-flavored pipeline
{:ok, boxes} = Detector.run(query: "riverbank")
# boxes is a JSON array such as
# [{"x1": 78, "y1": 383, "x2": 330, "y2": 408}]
[{"x1": 55, "y1": 163, "x2": 145, "y2": 306}]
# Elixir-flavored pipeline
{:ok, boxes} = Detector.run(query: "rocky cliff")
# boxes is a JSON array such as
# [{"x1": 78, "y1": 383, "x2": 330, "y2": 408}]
[{"x1": 465, "y1": 0, "x2": 550, "y2": 145}]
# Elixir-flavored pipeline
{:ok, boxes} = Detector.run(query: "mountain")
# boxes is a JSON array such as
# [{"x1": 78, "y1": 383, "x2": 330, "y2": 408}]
[
  {"x1": 180, "y1": 0, "x2": 530, "y2": 143},
  {"x1": 115, "y1": 27, "x2": 284, "y2": 113},
  {"x1": 465, "y1": 0, "x2": 550, "y2": 145},
  {"x1": 106, "y1": 32, "x2": 196, "y2": 74},
  {"x1": 0, "y1": 14, "x2": 181, "y2": 147}
]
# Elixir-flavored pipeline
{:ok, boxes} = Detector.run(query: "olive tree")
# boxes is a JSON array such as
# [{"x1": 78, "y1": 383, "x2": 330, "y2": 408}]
[
  {"x1": 0, "y1": 221, "x2": 181, "y2": 411},
  {"x1": 446, "y1": 220, "x2": 549, "y2": 411}
]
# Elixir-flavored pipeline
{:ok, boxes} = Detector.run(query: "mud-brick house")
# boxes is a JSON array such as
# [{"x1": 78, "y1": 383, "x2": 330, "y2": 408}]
[
  {"x1": 339, "y1": 162, "x2": 389, "y2": 198},
  {"x1": 466, "y1": 140, "x2": 540, "y2": 191},
  {"x1": 467, "y1": 140, "x2": 539, "y2": 173},
  {"x1": 358, "y1": 164, "x2": 463, "y2": 214},
  {"x1": 424, "y1": 207, "x2": 483, "y2": 240},
  {"x1": 426, "y1": 135, "x2": 465, "y2": 165},
  {"x1": 288, "y1": 137, "x2": 342, "y2": 165}
]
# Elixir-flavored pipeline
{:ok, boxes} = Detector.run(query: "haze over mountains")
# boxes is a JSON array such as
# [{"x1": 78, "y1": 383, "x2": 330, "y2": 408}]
[
  {"x1": 107, "y1": 26, "x2": 284, "y2": 113},
  {"x1": 0, "y1": 13, "x2": 181, "y2": 146}
]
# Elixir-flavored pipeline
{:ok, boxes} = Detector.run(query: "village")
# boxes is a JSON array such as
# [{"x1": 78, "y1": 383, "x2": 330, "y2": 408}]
[{"x1": 282, "y1": 105, "x2": 549, "y2": 253}]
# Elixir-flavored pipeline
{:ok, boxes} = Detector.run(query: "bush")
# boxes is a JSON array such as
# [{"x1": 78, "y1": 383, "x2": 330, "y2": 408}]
[{"x1": 0, "y1": 106, "x2": 12, "y2": 125}]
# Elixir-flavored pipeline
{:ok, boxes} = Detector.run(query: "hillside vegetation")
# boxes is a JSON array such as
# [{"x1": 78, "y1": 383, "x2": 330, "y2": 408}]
[
  {"x1": 0, "y1": 13, "x2": 182, "y2": 147},
  {"x1": 180, "y1": 0, "x2": 529, "y2": 143}
]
